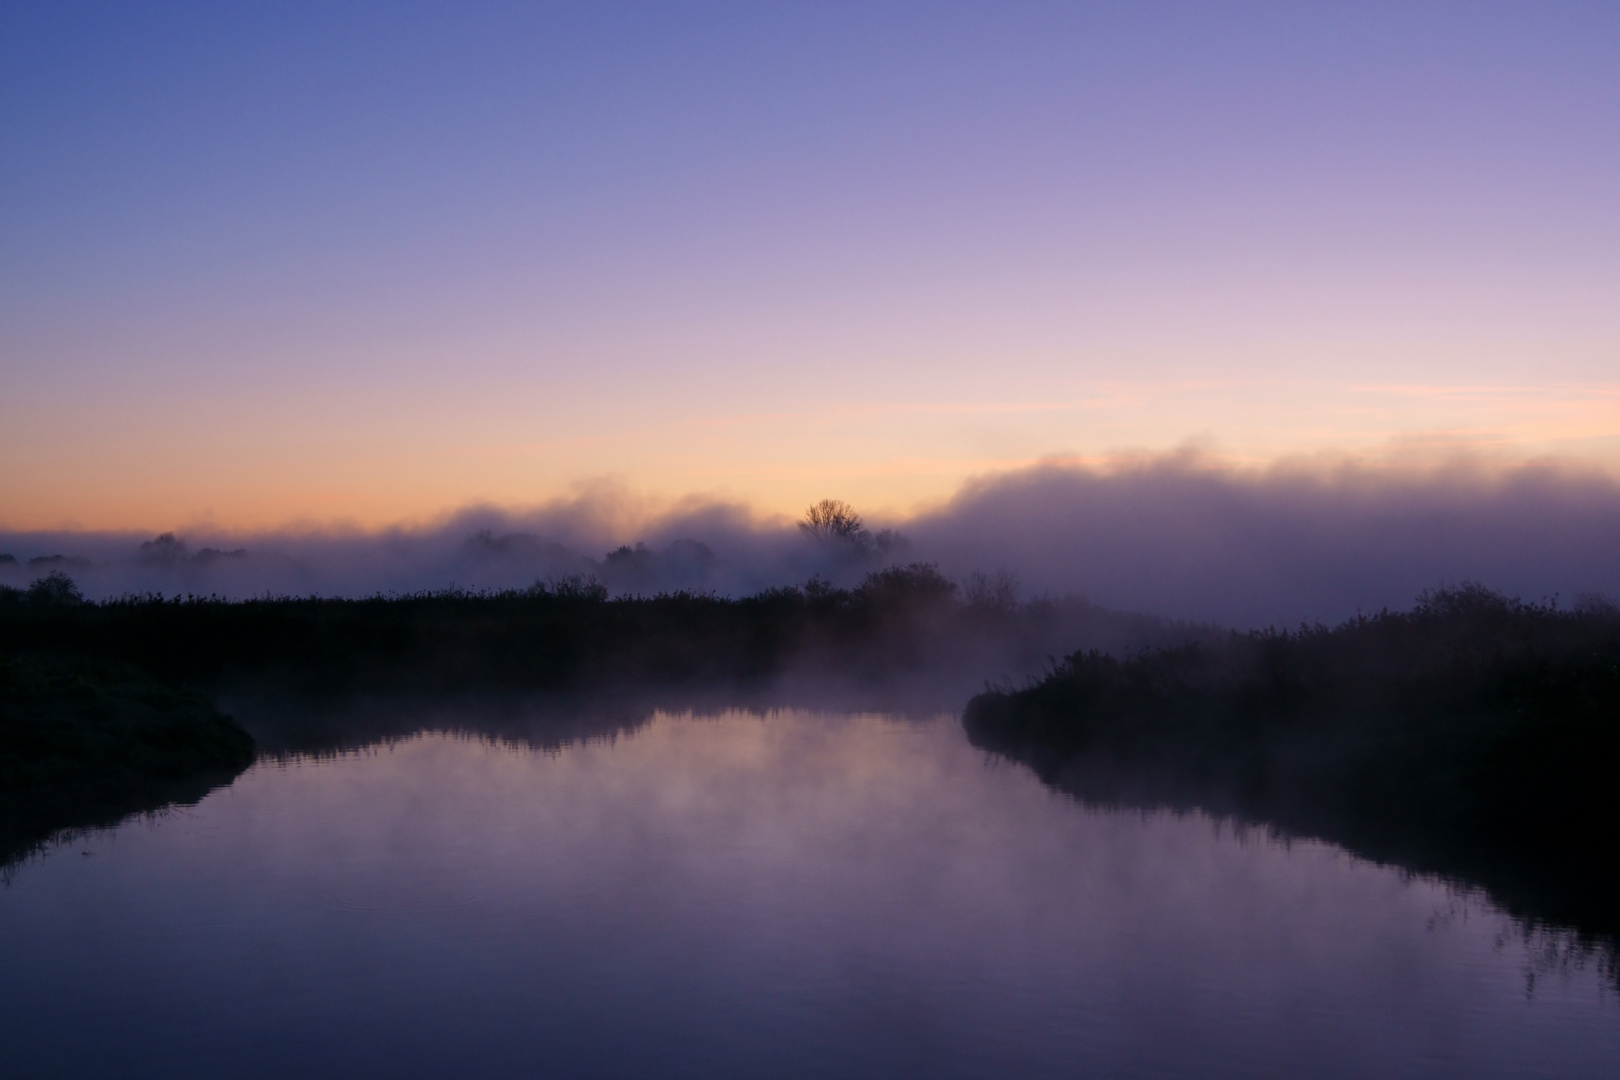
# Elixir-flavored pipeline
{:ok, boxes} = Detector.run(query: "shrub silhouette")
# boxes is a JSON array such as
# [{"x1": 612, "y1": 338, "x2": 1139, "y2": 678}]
[
  {"x1": 26, "y1": 572, "x2": 83, "y2": 606},
  {"x1": 856, "y1": 563, "x2": 957, "y2": 609},
  {"x1": 138, "y1": 533, "x2": 189, "y2": 563}
]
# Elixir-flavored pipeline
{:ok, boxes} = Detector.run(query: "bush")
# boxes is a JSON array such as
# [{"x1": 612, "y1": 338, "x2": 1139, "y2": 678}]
[{"x1": 26, "y1": 572, "x2": 83, "y2": 606}]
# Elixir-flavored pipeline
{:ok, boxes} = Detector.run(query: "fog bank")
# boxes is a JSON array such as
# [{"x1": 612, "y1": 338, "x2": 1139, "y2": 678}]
[
  {"x1": 910, "y1": 454, "x2": 1620, "y2": 627},
  {"x1": 4, "y1": 455, "x2": 1618, "y2": 628}
]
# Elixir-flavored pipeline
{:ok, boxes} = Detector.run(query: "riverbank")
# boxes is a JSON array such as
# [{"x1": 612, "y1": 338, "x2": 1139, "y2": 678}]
[
  {"x1": 0, "y1": 565, "x2": 1197, "y2": 864},
  {"x1": 964, "y1": 585, "x2": 1620, "y2": 943},
  {"x1": 0, "y1": 566, "x2": 1199, "y2": 699},
  {"x1": 0, "y1": 651, "x2": 256, "y2": 868}
]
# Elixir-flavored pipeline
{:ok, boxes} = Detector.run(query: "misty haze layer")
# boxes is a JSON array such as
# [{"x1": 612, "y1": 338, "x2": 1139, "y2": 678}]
[
  {"x1": 4, "y1": 456, "x2": 1617, "y2": 628},
  {"x1": 908, "y1": 455, "x2": 1620, "y2": 626}
]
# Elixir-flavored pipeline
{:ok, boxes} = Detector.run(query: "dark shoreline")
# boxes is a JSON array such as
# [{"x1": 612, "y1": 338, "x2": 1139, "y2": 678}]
[
  {"x1": 0, "y1": 565, "x2": 1198, "y2": 869},
  {"x1": 0, "y1": 652, "x2": 256, "y2": 870},
  {"x1": 964, "y1": 585, "x2": 1620, "y2": 960},
  {"x1": 0, "y1": 566, "x2": 1194, "y2": 700},
  {"x1": 10, "y1": 569, "x2": 1618, "y2": 974}
]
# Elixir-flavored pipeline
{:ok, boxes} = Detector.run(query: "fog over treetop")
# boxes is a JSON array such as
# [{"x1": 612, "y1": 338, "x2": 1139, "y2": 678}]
[{"x1": 3, "y1": 455, "x2": 1617, "y2": 629}]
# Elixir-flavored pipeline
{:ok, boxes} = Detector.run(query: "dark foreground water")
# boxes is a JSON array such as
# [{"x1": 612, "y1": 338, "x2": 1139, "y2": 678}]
[{"x1": 2, "y1": 710, "x2": 1616, "y2": 1079}]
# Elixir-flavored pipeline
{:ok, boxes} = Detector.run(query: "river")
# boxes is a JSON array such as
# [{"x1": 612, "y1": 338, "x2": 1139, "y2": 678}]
[{"x1": 2, "y1": 709, "x2": 1615, "y2": 1078}]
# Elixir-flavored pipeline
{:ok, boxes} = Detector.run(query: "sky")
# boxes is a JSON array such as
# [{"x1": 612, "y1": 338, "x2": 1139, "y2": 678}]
[{"x1": 3, "y1": 2, "x2": 1619, "y2": 533}]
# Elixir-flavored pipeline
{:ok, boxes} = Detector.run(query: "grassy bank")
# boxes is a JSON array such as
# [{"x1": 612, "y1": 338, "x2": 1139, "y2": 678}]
[
  {"x1": 0, "y1": 651, "x2": 256, "y2": 869},
  {"x1": 964, "y1": 585, "x2": 1620, "y2": 944},
  {"x1": 0, "y1": 566, "x2": 1192, "y2": 700}
]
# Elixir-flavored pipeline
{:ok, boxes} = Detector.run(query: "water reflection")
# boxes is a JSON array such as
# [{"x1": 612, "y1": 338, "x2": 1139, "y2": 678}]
[
  {"x1": 0, "y1": 762, "x2": 247, "y2": 879},
  {"x1": 226, "y1": 678, "x2": 972, "y2": 760},
  {"x1": 2, "y1": 710, "x2": 1616, "y2": 1079},
  {"x1": 231, "y1": 685, "x2": 1620, "y2": 990},
  {"x1": 3, "y1": 679, "x2": 952, "y2": 880},
  {"x1": 963, "y1": 736, "x2": 1620, "y2": 986}
]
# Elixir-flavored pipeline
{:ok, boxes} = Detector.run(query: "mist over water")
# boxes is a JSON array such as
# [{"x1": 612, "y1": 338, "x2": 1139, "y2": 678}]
[
  {"x1": 4, "y1": 454, "x2": 1619, "y2": 626},
  {"x1": 4, "y1": 712, "x2": 1617, "y2": 1080}
]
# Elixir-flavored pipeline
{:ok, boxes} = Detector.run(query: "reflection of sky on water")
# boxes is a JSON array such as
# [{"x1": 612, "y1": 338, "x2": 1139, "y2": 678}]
[{"x1": 2, "y1": 712, "x2": 1615, "y2": 1078}]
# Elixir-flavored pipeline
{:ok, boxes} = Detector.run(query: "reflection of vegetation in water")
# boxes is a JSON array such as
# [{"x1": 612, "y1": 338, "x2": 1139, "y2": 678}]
[
  {"x1": 0, "y1": 650, "x2": 256, "y2": 872},
  {"x1": 1, "y1": 562, "x2": 1194, "y2": 869},
  {"x1": 240, "y1": 692, "x2": 660, "y2": 761},
  {"x1": 965, "y1": 585, "x2": 1620, "y2": 975}
]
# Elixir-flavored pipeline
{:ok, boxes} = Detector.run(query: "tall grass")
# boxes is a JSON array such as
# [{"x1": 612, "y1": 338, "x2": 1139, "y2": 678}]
[
  {"x1": 965, "y1": 585, "x2": 1620, "y2": 956},
  {"x1": 0, "y1": 564, "x2": 1195, "y2": 699}
]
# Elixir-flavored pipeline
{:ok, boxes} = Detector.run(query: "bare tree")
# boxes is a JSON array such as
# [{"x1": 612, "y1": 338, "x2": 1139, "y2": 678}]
[{"x1": 799, "y1": 499, "x2": 866, "y2": 543}]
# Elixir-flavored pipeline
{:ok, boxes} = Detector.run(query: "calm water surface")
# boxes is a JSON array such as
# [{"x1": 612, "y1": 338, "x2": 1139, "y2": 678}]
[{"x1": 2, "y1": 710, "x2": 1615, "y2": 1078}]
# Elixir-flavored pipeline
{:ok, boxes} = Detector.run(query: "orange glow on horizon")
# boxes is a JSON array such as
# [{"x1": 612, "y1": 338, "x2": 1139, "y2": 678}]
[{"x1": 4, "y1": 375, "x2": 1617, "y2": 535}]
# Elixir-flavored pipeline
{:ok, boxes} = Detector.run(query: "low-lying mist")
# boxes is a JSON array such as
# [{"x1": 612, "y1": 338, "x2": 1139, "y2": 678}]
[{"x1": 4, "y1": 453, "x2": 1618, "y2": 627}]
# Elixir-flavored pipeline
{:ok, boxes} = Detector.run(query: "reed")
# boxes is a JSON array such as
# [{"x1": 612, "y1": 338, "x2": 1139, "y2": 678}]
[{"x1": 965, "y1": 585, "x2": 1620, "y2": 951}]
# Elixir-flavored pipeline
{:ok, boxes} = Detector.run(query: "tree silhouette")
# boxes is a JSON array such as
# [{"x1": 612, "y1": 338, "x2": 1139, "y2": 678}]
[
  {"x1": 799, "y1": 499, "x2": 866, "y2": 543},
  {"x1": 25, "y1": 571, "x2": 84, "y2": 606}
]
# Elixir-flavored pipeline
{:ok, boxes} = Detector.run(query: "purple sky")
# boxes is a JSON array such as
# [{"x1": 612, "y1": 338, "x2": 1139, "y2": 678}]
[{"x1": 3, "y1": 2, "x2": 1618, "y2": 531}]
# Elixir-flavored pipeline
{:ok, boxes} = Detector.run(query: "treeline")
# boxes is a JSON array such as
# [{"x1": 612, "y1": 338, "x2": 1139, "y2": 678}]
[
  {"x1": 965, "y1": 584, "x2": 1620, "y2": 947},
  {"x1": 0, "y1": 565, "x2": 1187, "y2": 700}
]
